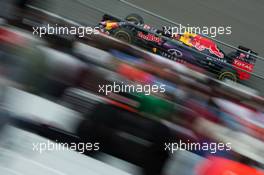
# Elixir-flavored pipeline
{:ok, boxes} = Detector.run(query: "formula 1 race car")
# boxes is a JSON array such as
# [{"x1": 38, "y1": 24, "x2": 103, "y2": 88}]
[{"x1": 98, "y1": 14, "x2": 258, "y2": 82}]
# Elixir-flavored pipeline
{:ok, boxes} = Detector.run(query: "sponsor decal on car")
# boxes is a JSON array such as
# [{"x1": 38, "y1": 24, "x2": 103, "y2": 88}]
[
  {"x1": 233, "y1": 59, "x2": 254, "y2": 80},
  {"x1": 206, "y1": 56, "x2": 227, "y2": 63},
  {"x1": 161, "y1": 49, "x2": 186, "y2": 63},
  {"x1": 167, "y1": 49, "x2": 183, "y2": 57},
  {"x1": 137, "y1": 32, "x2": 162, "y2": 44},
  {"x1": 233, "y1": 59, "x2": 254, "y2": 71}
]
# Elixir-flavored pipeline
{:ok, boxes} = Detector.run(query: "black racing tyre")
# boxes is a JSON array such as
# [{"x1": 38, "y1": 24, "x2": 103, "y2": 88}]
[
  {"x1": 218, "y1": 70, "x2": 237, "y2": 82},
  {"x1": 125, "y1": 13, "x2": 144, "y2": 24},
  {"x1": 113, "y1": 28, "x2": 133, "y2": 44}
]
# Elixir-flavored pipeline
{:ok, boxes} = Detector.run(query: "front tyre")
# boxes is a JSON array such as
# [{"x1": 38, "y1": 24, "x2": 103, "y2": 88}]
[{"x1": 113, "y1": 28, "x2": 133, "y2": 44}]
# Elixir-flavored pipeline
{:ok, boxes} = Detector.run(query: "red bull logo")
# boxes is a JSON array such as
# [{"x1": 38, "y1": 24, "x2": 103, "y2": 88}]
[{"x1": 190, "y1": 35, "x2": 224, "y2": 58}]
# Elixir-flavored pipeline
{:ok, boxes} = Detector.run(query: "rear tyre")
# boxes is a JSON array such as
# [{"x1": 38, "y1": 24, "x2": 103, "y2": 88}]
[
  {"x1": 125, "y1": 13, "x2": 144, "y2": 24},
  {"x1": 113, "y1": 28, "x2": 133, "y2": 44},
  {"x1": 218, "y1": 70, "x2": 237, "y2": 82}
]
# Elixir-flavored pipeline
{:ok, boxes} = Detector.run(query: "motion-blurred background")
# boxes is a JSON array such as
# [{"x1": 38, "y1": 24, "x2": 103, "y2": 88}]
[{"x1": 0, "y1": 0, "x2": 264, "y2": 175}]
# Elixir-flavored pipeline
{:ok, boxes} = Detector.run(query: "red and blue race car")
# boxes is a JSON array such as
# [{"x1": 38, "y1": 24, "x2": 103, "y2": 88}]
[{"x1": 98, "y1": 14, "x2": 258, "y2": 82}]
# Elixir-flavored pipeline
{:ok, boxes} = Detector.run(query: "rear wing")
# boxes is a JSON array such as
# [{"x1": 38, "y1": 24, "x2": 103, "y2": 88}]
[
  {"x1": 237, "y1": 45, "x2": 258, "y2": 63},
  {"x1": 229, "y1": 46, "x2": 258, "y2": 80}
]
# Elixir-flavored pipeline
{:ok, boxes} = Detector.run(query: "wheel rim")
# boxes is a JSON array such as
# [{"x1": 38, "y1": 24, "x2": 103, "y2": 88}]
[
  {"x1": 219, "y1": 72, "x2": 237, "y2": 82},
  {"x1": 115, "y1": 31, "x2": 131, "y2": 43}
]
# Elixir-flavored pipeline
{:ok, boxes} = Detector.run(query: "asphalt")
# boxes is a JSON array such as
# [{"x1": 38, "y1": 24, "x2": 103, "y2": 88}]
[{"x1": 32, "y1": 0, "x2": 264, "y2": 95}]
